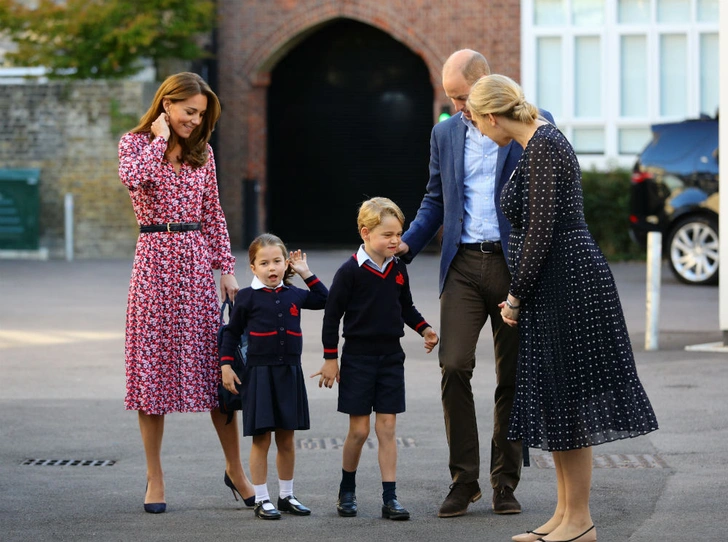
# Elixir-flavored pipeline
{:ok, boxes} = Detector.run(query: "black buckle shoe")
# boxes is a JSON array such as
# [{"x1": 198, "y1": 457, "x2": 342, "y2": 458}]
[
  {"x1": 381, "y1": 499, "x2": 410, "y2": 520},
  {"x1": 336, "y1": 491, "x2": 357, "y2": 517},
  {"x1": 277, "y1": 495, "x2": 311, "y2": 516},
  {"x1": 254, "y1": 499, "x2": 282, "y2": 520}
]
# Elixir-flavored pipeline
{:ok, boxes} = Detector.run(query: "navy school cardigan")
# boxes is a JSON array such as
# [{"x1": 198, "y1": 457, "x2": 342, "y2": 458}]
[{"x1": 220, "y1": 274, "x2": 328, "y2": 366}]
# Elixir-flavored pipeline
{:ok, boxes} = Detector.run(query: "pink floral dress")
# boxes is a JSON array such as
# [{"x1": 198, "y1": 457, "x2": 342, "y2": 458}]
[{"x1": 119, "y1": 132, "x2": 235, "y2": 415}]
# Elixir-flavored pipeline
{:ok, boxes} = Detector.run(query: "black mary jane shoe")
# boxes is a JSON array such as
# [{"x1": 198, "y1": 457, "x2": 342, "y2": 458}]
[
  {"x1": 381, "y1": 499, "x2": 410, "y2": 521},
  {"x1": 336, "y1": 491, "x2": 357, "y2": 517},
  {"x1": 277, "y1": 495, "x2": 311, "y2": 516},
  {"x1": 254, "y1": 499, "x2": 281, "y2": 520}
]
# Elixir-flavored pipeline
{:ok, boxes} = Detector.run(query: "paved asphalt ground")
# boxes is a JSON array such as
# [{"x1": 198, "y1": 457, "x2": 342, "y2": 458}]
[{"x1": 1, "y1": 251, "x2": 727, "y2": 541}]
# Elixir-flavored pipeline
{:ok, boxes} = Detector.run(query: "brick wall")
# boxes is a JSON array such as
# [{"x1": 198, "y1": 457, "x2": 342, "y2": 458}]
[
  {"x1": 216, "y1": 0, "x2": 521, "y2": 247},
  {"x1": 0, "y1": 81, "x2": 152, "y2": 258},
  {"x1": 0, "y1": 0, "x2": 521, "y2": 256}
]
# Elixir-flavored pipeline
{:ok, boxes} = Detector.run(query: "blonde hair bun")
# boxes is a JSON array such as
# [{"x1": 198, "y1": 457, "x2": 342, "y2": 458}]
[{"x1": 466, "y1": 74, "x2": 538, "y2": 122}]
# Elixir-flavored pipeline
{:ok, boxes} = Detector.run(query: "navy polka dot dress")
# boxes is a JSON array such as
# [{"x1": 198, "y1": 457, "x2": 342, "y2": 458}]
[{"x1": 501, "y1": 124, "x2": 658, "y2": 451}]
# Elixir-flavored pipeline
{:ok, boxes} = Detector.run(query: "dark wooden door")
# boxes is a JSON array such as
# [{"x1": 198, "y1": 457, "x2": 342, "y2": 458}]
[{"x1": 267, "y1": 19, "x2": 434, "y2": 246}]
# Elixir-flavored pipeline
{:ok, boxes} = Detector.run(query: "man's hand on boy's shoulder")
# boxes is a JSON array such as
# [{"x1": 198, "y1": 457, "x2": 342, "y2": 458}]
[
  {"x1": 310, "y1": 359, "x2": 340, "y2": 388},
  {"x1": 396, "y1": 241, "x2": 410, "y2": 257},
  {"x1": 423, "y1": 327, "x2": 439, "y2": 353}
]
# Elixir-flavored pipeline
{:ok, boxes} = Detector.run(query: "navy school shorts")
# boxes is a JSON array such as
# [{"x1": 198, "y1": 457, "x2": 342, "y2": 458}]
[{"x1": 337, "y1": 350, "x2": 406, "y2": 415}]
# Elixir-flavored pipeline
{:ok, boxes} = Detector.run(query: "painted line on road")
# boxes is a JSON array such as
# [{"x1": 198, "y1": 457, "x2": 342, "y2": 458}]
[
  {"x1": 0, "y1": 329, "x2": 124, "y2": 349},
  {"x1": 297, "y1": 437, "x2": 416, "y2": 450},
  {"x1": 532, "y1": 453, "x2": 668, "y2": 468}
]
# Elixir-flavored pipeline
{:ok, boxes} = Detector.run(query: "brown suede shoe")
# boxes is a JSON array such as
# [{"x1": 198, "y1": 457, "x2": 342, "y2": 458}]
[
  {"x1": 492, "y1": 486, "x2": 521, "y2": 514},
  {"x1": 437, "y1": 481, "x2": 482, "y2": 518}
]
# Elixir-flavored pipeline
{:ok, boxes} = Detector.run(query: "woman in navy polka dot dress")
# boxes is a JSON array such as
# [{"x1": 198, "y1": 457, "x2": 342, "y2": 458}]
[{"x1": 467, "y1": 75, "x2": 658, "y2": 542}]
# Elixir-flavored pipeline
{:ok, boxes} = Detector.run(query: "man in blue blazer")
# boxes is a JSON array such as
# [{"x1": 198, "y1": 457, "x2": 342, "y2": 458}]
[{"x1": 399, "y1": 49, "x2": 554, "y2": 518}]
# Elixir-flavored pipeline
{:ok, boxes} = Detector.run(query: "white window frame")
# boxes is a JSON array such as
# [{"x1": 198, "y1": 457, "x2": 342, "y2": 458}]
[{"x1": 521, "y1": 0, "x2": 719, "y2": 171}]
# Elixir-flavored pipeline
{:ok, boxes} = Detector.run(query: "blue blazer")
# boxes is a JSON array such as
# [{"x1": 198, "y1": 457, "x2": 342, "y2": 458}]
[{"x1": 401, "y1": 110, "x2": 554, "y2": 295}]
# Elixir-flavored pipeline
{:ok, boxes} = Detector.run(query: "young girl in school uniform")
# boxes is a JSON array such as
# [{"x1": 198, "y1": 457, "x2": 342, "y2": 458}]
[{"x1": 219, "y1": 233, "x2": 328, "y2": 520}]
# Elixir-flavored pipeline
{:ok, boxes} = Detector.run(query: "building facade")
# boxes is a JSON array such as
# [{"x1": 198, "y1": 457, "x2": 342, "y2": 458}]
[
  {"x1": 1, "y1": 0, "x2": 719, "y2": 256},
  {"x1": 215, "y1": 0, "x2": 521, "y2": 248},
  {"x1": 520, "y1": 0, "x2": 719, "y2": 170},
  {"x1": 214, "y1": 0, "x2": 718, "y2": 248}
]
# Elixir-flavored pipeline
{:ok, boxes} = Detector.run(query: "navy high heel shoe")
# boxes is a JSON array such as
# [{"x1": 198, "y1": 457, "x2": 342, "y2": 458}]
[
  {"x1": 144, "y1": 483, "x2": 166, "y2": 514},
  {"x1": 224, "y1": 472, "x2": 255, "y2": 507}
]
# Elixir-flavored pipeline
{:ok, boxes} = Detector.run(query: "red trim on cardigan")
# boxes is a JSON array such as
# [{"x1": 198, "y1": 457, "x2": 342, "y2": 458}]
[
  {"x1": 261, "y1": 286, "x2": 285, "y2": 293},
  {"x1": 249, "y1": 330, "x2": 277, "y2": 336},
  {"x1": 305, "y1": 277, "x2": 320, "y2": 286},
  {"x1": 352, "y1": 254, "x2": 394, "y2": 279},
  {"x1": 361, "y1": 262, "x2": 393, "y2": 279}
]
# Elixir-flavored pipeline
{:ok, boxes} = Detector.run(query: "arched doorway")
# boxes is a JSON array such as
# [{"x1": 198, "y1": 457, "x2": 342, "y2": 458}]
[{"x1": 267, "y1": 19, "x2": 434, "y2": 246}]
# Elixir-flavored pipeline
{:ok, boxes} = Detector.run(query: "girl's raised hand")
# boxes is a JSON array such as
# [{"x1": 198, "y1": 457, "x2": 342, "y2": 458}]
[{"x1": 288, "y1": 250, "x2": 313, "y2": 279}]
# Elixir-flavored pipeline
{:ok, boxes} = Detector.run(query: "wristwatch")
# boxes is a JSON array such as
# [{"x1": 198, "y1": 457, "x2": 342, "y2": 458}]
[{"x1": 505, "y1": 298, "x2": 520, "y2": 310}]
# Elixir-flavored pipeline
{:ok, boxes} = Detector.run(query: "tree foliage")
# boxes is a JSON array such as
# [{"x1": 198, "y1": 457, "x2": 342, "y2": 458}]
[{"x1": 0, "y1": 0, "x2": 216, "y2": 79}]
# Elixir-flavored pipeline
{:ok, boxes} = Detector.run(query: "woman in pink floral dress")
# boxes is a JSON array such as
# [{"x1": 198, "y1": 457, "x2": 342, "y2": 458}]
[{"x1": 119, "y1": 72, "x2": 254, "y2": 513}]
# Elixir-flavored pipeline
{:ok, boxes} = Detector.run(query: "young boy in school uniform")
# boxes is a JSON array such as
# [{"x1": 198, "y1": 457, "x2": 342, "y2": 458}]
[{"x1": 312, "y1": 197, "x2": 439, "y2": 520}]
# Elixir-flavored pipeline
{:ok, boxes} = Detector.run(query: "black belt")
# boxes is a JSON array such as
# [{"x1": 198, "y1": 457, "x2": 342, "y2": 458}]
[
  {"x1": 139, "y1": 222, "x2": 201, "y2": 233},
  {"x1": 461, "y1": 241, "x2": 502, "y2": 253}
]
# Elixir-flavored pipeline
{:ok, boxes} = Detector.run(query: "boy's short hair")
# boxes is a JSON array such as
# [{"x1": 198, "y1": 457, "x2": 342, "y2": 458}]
[{"x1": 357, "y1": 197, "x2": 405, "y2": 232}]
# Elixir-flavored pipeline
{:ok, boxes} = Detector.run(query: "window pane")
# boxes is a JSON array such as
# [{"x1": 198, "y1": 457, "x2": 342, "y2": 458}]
[
  {"x1": 657, "y1": 0, "x2": 690, "y2": 23},
  {"x1": 534, "y1": 0, "x2": 565, "y2": 25},
  {"x1": 572, "y1": 128, "x2": 604, "y2": 153},
  {"x1": 697, "y1": 0, "x2": 718, "y2": 22},
  {"x1": 660, "y1": 34, "x2": 687, "y2": 116},
  {"x1": 621, "y1": 35, "x2": 647, "y2": 117},
  {"x1": 618, "y1": 0, "x2": 650, "y2": 23},
  {"x1": 575, "y1": 37, "x2": 601, "y2": 117},
  {"x1": 573, "y1": 0, "x2": 604, "y2": 25},
  {"x1": 537, "y1": 37, "x2": 562, "y2": 117},
  {"x1": 619, "y1": 128, "x2": 652, "y2": 154},
  {"x1": 700, "y1": 33, "x2": 718, "y2": 116}
]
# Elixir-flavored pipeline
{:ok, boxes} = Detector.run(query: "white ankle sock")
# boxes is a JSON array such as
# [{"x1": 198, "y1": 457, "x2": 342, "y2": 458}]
[
  {"x1": 279, "y1": 478, "x2": 294, "y2": 498},
  {"x1": 254, "y1": 483, "x2": 271, "y2": 507}
]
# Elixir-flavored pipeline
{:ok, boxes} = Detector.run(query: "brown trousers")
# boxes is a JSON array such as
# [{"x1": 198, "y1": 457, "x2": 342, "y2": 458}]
[{"x1": 439, "y1": 248, "x2": 521, "y2": 489}]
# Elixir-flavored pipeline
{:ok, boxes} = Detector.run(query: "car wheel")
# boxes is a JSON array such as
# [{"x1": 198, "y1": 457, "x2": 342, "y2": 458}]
[{"x1": 667, "y1": 216, "x2": 719, "y2": 285}]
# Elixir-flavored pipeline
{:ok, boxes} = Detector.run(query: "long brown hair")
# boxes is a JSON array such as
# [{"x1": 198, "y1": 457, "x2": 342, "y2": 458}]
[
  {"x1": 131, "y1": 72, "x2": 221, "y2": 168},
  {"x1": 248, "y1": 233, "x2": 295, "y2": 286}
]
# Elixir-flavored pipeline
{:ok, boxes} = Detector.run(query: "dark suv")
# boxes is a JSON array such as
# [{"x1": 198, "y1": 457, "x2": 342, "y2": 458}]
[{"x1": 629, "y1": 115, "x2": 719, "y2": 285}]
